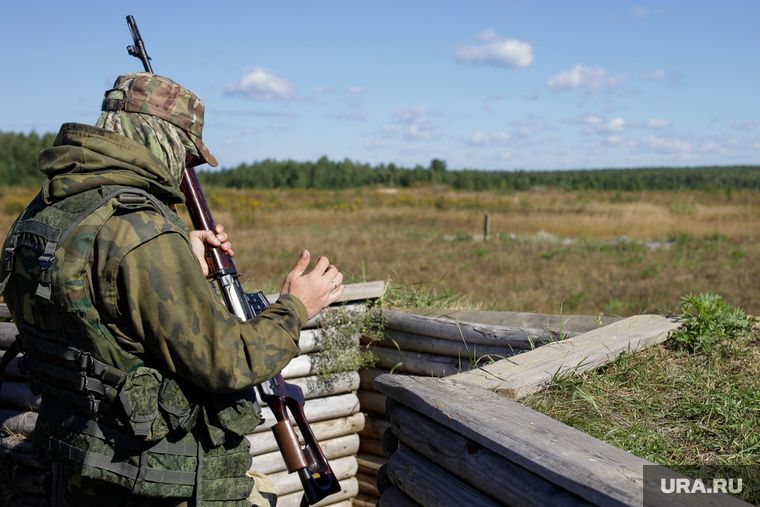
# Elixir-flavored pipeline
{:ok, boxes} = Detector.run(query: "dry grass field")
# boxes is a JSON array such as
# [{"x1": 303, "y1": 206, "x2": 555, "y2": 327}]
[{"x1": 2, "y1": 185, "x2": 759, "y2": 317}]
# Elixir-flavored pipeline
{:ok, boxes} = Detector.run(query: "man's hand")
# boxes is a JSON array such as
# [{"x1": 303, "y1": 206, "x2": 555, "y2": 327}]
[
  {"x1": 280, "y1": 250, "x2": 344, "y2": 320},
  {"x1": 188, "y1": 224, "x2": 233, "y2": 277}
]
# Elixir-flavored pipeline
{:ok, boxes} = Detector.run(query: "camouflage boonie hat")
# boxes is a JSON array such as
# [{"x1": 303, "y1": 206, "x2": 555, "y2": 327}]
[{"x1": 101, "y1": 72, "x2": 218, "y2": 167}]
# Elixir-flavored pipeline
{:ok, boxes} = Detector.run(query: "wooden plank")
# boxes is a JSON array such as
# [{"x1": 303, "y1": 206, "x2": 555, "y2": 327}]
[
  {"x1": 388, "y1": 400, "x2": 590, "y2": 506},
  {"x1": 352, "y1": 494, "x2": 379, "y2": 507},
  {"x1": 404, "y1": 308, "x2": 619, "y2": 334},
  {"x1": 451, "y1": 314, "x2": 681, "y2": 398},
  {"x1": 378, "y1": 486, "x2": 421, "y2": 507},
  {"x1": 386, "y1": 445, "x2": 499, "y2": 506},
  {"x1": 356, "y1": 453, "x2": 385, "y2": 476},
  {"x1": 358, "y1": 436, "x2": 383, "y2": 457},
  {"x1": 357, "y1": 472, "x2": 379, "y2": 498},
  {"x1": 254, "y1": 393, "x2": 360, "y2": 433},
  {"x1": 270, "y1": 455, "x2": 357, "y2": 496},
  {"x1": 370, "y1": 347, "x2": 467, "y2": 377},
  {"x1": 357, "y1": 390, "x2": 385, "y2": 415},
  {"x1": 358, "y1": 414, "x2": 390, "y2": 441},
  {"x1": 376, "y1": 375, "x2": 652, "y2": 506},
  {"x1": 248, "y1": 413, "x2": 364, "y2": 455},
  {"x1": 367, "y1": 329, "x2": 525, "y2": 359},
  {"x1": 381, "y1": 309, "x2": 559, "y2": 347},
  {"x1": 251, "y1": 434, "x2": 359, "y2": 475},
  {"x1": 276, "y1": 476, "x2": 358, "y2": 507}
]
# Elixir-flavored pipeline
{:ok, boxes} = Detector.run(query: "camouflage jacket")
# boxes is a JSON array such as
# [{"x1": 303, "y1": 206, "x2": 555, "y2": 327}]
[
  {"x1": 0, "y1": 123, "x2": 306, "y2": 503},
  {"x1": 38, "y1": 122, "x2": 304, "y2": 390}
]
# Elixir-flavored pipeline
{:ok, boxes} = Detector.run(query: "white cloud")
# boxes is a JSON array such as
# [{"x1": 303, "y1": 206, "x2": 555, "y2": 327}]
[
  {"x1": 348, "y1": 86, "x2": 368, "y2": 95},
  {"x1": 455, "y1": 31, "x2": 534, "y2": 68},
  {"x1": 608, "y1": 117, "x2": 626, "y2": 131},
  {"x1": 583, "y1": 115, "x2": 604, "y2": 125},
  {"x1": 225, "y1": 68, "x2": 295, "y2": 101},
  {"x1": 642, "y1": 136, "x2": 693, "y2": 155},
  {"x1": 647, "y1": 118, "x2": 671, "y2": 129},
  {"x1": 392, "y1": 106, "x2": 437, "y2": 142},
  {"x1": 547, "y1": 65, "x2": 624, "y2": 93},
  {"x1": 467, "y1": 131, "x2": 510, "y2": 147}
]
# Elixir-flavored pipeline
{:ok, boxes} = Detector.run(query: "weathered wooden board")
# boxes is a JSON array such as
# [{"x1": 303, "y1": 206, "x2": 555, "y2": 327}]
[
  {"x1": 387, "y1": 400, "x2": 591, "y2": 506},
  {"x1": 376, "y1": 375, "x2": 650, "y2": 506},
  {"x1": 358, "y1": 414, "x2": 390, "y2": 441},
  {"x1": 403, "y1": 308, "x2": 619, "y2": 334},
  {"x1": 381, "y1": 309, "x2": 558, "y2": 347},
  {"x1": 451, "y1": 314, "x2": 681, "y2": 398},
  {"x1": 358, "y1": 436, "x2": 383, "y2": 457},
  {"x1": 368, "y1": 328, "x2": 524, "y2": 359},
  {"x1": 356, "y1": 452, "x2": 385, "y2": 476},
  {"x1": 386, "y1": 445, "x2": 499, "y2": 506},
  {"x1": 370, "y1": 347, "x2": 467, "y2": 377},
  {"x1": 247, "y1": 413, "x2": 364, "y2": 456},
  {"x1": 378, "y1": 486, "x2": 421, "y2": 507},
  {"x1": 357, "y1": 390, "x2": 385, "y2": 415},
  {"x1": 251, "y1": 434, "x2": 359, "y2": 475},
  {"x1": 357, "y1": 471, "x2": 379, "y2": 498}
]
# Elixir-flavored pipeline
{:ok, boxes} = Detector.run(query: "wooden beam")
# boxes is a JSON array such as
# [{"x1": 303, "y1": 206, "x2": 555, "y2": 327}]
[
  {"x1": 386, "y1": 445, "x2": 499, "y2": 506},
  {"x1": 370, "y1": 347, "x2": 467, "y2": 377},
  {"x1": 381, "y1": 309, "x2": 558, "y2": 348},
  {"x1": 451, "y1": 314, "x2": 681, "y2": 398},
  {"x1": 387, "y1": 400, "x2": 589, "y2": 506},
  {"x1": 367, "y1": 329, "x2": 525, "y2": 359},
  {"x1": 378, "y1": 486, "x2": 421, "y2": 507},
  {"x1": 376, "y1": 375, "x2": 653, "y2": 506}
]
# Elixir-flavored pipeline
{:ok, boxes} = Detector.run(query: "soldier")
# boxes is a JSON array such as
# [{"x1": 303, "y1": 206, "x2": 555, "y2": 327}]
[{"x1": 0, "y1": 73, "x2": 344, "y2": 506}]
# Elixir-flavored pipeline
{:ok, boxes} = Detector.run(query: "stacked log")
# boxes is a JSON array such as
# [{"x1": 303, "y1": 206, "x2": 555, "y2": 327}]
[
  {"x1": 0, "y1": 280, "x2": 384, "y2": 507},
  {"x1": 354, "y1": 309, "x2": 617, "y2": 506}
]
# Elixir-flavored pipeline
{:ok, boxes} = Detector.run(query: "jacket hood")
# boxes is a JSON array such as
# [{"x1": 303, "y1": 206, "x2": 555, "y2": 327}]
[{"x1": 39, "y1": 123, "x2": 185, "y2": 204}]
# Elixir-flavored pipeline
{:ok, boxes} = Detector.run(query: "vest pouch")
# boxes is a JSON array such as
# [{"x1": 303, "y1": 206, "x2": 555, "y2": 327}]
[
  {"x1": 213, "y1": 388, "x2": 262, "y2": 437},
  {"x1": 158, "y1": 376, "x2": 199, "y2": 434},
  {"x1": 118, "y1": 366, "x2": 169, "y2": 442}
]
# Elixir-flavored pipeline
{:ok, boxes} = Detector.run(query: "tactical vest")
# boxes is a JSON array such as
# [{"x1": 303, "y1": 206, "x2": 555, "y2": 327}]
[{"x1": 1, "y1": 185, "x2": 260, "y2": 505}]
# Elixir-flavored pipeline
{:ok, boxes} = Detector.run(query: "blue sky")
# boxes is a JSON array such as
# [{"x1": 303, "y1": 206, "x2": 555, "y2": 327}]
[{"x1": 1, "y1": 1, "x2": 758, "y2": 171}]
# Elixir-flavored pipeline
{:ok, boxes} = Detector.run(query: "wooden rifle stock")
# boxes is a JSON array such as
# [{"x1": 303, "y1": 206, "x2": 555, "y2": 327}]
[{"x1": 125, "y1": 15, "x2": 341, "y2": 505}]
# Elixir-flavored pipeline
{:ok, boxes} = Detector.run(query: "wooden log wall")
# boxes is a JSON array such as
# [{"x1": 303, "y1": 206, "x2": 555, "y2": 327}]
[
  {"x1": 375, "y1": 374, "x2": 750, "y2": 507},
  {"x1": 0, "y1": 281, "x2": 383, "y2": 507},
  {"x1": 353, "y1": 309, "x2": 614, "y2": 506}
]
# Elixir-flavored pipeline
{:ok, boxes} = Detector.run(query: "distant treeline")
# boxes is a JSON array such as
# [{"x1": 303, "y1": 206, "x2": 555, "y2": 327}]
[
  {"x1": 200, "y1": 157, "x2": 760, "y2": 192},
  {"x1": 0, "y1": 131, "x2": 56, "y2": 185},
  {"x1": 3, "y1": 131, "x2": 759, "y2": 191}
]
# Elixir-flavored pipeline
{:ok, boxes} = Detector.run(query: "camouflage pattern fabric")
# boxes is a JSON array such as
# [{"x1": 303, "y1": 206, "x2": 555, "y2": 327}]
[
  {"x1": 100, "y1": 73, "x2": 218, "y2": 167},
  {"x1": 1, "y1": 122, "x2": 305, "y2": 504}
]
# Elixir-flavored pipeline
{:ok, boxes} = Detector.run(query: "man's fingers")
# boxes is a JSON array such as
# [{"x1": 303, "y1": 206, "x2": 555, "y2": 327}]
[
  {"x1": 328, "y1": 284, "x2": 345, "y2": 304},
  {"x1": 312, "y1": 256, "x2": 330, "y2": 275},
  {"x1": 288, "y1": 250, "x2": 311, "y2": 279}
]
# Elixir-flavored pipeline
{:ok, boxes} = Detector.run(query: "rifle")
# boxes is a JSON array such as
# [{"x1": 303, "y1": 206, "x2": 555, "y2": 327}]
[{"x1": 125, "y1": 15, "x2": 341, "y2": 506}]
